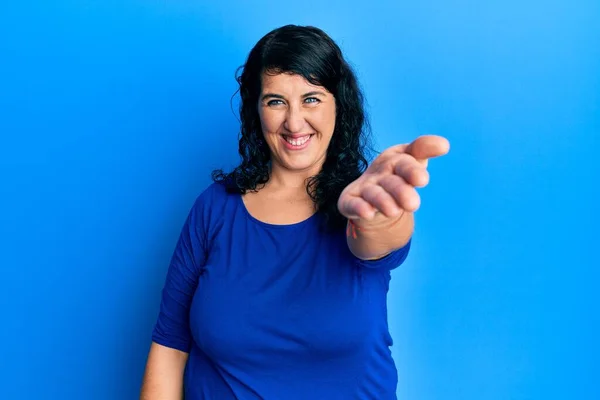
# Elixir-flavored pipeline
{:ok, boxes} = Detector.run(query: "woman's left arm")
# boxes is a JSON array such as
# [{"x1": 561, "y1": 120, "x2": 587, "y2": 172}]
[{"x1": 338, "y1": 135, "x2": 450, "y2": 261}]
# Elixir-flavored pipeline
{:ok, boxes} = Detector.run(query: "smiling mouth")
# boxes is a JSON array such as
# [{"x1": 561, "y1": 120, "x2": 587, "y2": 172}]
[{"x1": 283, "y1": 134, "x2": 313, "y2": 146}]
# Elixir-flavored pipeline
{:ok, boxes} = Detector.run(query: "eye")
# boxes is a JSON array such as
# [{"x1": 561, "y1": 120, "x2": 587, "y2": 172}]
[
  {"x1": 267, "y1": 99, "x2": 284, "y2": 106},
  {"x1": 304, "y1": 97, "x2": 320, "y2": 104}
]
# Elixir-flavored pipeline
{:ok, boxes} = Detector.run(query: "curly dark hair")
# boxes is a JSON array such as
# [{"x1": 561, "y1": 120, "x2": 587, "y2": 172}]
[{"x1": 212, "y1": 24, "x2": 373, "y2": 230}]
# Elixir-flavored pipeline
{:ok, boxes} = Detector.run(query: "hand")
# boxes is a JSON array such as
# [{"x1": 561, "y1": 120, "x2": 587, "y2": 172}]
[{"x1": 338, "y1": 135, "x2": 450, "y2": 221}]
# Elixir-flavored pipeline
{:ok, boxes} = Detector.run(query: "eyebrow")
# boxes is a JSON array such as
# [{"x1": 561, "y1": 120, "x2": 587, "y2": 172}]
[
  {"x1": 302, "y1": 91, "x2": 327, "y2": 98},
  {"x1": 260, "y1": 91, "x2": 327, "y2": 101},
  {"x1": 261, "y1": 93, "x2": 285, "y2": 101}
]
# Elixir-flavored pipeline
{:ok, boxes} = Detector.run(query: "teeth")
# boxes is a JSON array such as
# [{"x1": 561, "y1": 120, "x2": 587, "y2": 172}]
[{"x1": 285, "y1": 135, "x2": 310, "y2": 146}]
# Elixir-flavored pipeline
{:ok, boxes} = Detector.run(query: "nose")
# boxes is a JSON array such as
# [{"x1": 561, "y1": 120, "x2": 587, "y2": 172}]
[{"x1": 283, "y1": 104, "x2": 305, "y2": 133}]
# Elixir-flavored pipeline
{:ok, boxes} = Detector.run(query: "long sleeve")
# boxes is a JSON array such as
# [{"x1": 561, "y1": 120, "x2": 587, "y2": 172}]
[{"x1": 354, "y1": 238, "x2": 411, "y2": 270}]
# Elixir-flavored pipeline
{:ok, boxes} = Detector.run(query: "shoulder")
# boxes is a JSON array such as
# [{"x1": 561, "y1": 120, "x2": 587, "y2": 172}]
[
  {"x1": 187, "y1": 181, "x2": 238, "y2": 238},
  {"x1": 190, "y1": 181, "x2": 232, "y2": 212},
  {"x1": 200, "y1": 180, "x2": 230, "y2": 199}
]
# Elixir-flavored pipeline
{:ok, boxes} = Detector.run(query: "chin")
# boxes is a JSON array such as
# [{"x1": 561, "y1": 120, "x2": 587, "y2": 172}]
[
  {"x1": 285, "y1": 162, "x2": 312, "y2": 171},
  {"x1": 284, "y1": 159, "x2": 322, "y2": 174}
]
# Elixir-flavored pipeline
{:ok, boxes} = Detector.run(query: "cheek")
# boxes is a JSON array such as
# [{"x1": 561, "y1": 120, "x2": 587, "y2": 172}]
[
  {"x1": 313, "y1": 109, "x2": 336, "y2": 136},
  {"x1": 259, "y1": 110, "x2": 283, "y2": 134}
]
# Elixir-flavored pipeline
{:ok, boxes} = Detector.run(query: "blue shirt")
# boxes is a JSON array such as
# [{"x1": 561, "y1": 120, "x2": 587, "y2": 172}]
[{"x1": 152, "y1": 182, "x2": 411, "y2": 399}]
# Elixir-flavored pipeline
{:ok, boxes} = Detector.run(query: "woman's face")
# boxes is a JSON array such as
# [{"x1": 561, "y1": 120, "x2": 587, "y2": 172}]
[{"x1": 258, "y1": 72, "x2": 336, "y2": 176}]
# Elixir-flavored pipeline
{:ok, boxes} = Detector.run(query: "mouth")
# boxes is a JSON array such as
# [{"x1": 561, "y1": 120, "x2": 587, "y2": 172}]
[{"x1": 281, "y1": 134, "x2": 314, "y2": 150}]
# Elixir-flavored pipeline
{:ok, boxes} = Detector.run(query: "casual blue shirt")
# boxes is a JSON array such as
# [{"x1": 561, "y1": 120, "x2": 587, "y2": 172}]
[{"x1": 152, "y1": 182, "x2": 411, "y2": 399}]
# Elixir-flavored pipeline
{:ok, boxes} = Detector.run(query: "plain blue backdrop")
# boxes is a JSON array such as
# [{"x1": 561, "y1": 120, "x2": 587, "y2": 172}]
[{"x1": 1, "y1": 1, "x2": 598, "y2": 399}]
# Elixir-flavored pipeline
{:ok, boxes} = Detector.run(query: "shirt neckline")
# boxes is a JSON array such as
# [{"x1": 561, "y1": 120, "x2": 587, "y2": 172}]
[{"x1": 236, "y1": 193, "x2": 319, "y2": 229}]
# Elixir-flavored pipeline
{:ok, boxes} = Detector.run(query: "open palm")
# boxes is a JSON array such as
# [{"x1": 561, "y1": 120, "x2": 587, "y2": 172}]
[{"x1": 338, "y1": 135, "x2": 450, "y2": 221}]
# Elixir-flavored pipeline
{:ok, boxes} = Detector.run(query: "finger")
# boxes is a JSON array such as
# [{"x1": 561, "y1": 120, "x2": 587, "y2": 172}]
[
  {"x1": 359, "y1": 184, "x2": 403, "y2": 218},
  {"x1": 404, "y1": 135, "x2": 450, "y2": 161},
  {"x1": 393, "y1": 156, "x2": 429, "y2": 187},
  {"x1": 384, "y1": 143, "x2": 409, "y2": 154},
  {"x1": 378, "y1": 174, "x2": 421, "y2": 212},
  {"x1": 340, "y1": 195, "x2": 378, "y2": 220}
]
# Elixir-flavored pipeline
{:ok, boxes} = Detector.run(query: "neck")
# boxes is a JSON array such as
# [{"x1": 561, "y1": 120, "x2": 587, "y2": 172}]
[{"x1": 267, "y1": 163, "x2": 321, "y2": 191}]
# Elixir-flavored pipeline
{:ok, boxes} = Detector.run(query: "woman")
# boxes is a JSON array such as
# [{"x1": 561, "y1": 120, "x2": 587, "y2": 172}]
[{"x1": 140, "y1": 24, "x2": 449, "y2": 400}]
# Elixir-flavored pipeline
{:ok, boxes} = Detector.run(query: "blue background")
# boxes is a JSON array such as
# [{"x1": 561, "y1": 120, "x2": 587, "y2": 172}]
[{"x1": 1, "y1": 1, "x2": 598, "y2": 399}]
